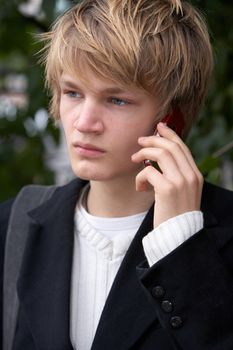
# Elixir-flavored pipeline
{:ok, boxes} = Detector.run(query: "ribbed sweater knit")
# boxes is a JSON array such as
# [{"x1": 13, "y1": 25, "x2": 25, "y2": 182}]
[{"x1": 70, "y1": 187, "x2": 203, "y2": 350}]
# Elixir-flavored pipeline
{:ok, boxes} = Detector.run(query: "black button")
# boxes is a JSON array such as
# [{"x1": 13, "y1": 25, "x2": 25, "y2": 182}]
[
  {"x1": 161, "y1": 300, "x2": 173, "y2": 313},
  {"x1": 151, "y1": 285, "x2": 165, "y2": 298},
  {"x1": 170, "y1": 316, "x2": 183, "y2": 328}
]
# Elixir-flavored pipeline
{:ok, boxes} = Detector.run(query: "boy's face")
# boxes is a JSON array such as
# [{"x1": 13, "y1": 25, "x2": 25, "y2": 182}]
[{"x1": 59, "y1": 68, "x2": 159, "y2": 183}]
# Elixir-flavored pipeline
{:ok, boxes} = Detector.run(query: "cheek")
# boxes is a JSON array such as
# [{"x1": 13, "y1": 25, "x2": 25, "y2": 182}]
[
  {"x1": 59, "y1": 97, "x2": 67, "y2": 117},
  {"x1": 111, "y1": 125, "x2": 142, "y2": 158},
  {"x1": 60, "y1": 109, "x2": 75, "y2": 139},
  {"x1": 121, "y1": 121, "x2": 152, "y2": 144},
  {"x1": 60, "y1": 117, "x2": 71, "y2": 137},
  {"x1": 59, "y1": 99, "x2": 76, "y2": 127},
  {"x1": 60, "y1": 119, "x2": 75, "y2": 150},
  {"x1": 115, "y1": 122, "x2": 155, "y2": 161}
]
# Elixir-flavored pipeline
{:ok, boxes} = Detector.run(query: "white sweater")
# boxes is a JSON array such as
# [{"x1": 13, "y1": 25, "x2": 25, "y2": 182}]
[{"x1": 70, "y1": 188, "x2": 203, "y2": 350}]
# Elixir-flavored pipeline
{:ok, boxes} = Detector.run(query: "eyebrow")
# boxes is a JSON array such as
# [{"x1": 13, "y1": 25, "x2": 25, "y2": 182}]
[
  {"x1": 59, "y1": 79, "x2": 80, "y2": 89},
  {"x1": 59, "y1": 79, "x2": 130, "y2": 95}
]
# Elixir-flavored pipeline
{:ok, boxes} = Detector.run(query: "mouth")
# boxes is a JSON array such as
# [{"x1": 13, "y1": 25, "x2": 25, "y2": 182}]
[{"x1": 72, "y1": 142, "x2": 105, "y2": 158}]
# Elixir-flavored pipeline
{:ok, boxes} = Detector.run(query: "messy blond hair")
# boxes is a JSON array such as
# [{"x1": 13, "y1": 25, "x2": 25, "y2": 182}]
[{"x1": 41, "y1": 0, "x2": 213, "y2": 137}]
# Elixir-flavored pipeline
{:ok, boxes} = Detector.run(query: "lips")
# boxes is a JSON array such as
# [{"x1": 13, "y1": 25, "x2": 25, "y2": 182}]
[
  {"x1": 74, "y1": 142, "x2": 104, "y2": 151},
  {"x1": 72, "y1": 142, "x2": 105, "y2": 157}
]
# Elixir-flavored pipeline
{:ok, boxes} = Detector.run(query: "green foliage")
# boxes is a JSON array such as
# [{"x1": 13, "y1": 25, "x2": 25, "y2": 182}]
[
  {"x1": 0, "y1": 0, "x2": 64, "y2": 201},
  {"x1": 188, "y1": 0, "x2": 233, "y2": 185},
  {"x1": 0, "y1": 0, "x2": 232, "y2": 202}
]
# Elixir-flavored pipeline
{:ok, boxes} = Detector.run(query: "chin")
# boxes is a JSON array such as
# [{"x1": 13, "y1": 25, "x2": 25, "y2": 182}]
[
  {"x1": 71, "y1": 162, "x2": 112, "y2": 182},
  {"x1": 70, "y1": 157, "x2": 141, "y2": 183}
]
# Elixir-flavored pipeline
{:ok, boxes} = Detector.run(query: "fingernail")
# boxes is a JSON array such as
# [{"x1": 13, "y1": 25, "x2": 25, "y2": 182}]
[{"x1": 158, "y1": 122, "x2": 168, "y2": 127}]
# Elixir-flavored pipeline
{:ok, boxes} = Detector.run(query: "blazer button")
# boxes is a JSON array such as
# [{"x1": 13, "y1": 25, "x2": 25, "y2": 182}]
[
  {"x1": 170, "y1": 316, "x2": 183, "y2": 329},
  {"x1": 151, "y1": 285, "x2": 165, "y2": 298},
  {"x1": 161, "y1": 300, "x2": 173, "y2": 313}
]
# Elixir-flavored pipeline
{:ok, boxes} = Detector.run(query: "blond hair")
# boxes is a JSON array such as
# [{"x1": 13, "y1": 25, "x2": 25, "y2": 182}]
[{"x1": 41, "y1": 0, "x2": 213, "y2": 137}]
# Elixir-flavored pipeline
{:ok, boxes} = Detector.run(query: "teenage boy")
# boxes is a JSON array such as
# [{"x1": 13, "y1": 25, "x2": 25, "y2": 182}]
[{"x1": 1, "y1": 0, "x2": 233, "y2": 349}]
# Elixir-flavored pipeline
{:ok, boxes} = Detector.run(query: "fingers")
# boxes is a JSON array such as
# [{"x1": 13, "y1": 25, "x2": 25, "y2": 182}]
[
  {"x1": 133, "y1": 122, "x2": 203, "y2": 185},
  {"x1": 135, "y1": 164, "x2": 174, "y2": 193},
  {"x1": 131, "y1": 122, "x2": 203, "y2": 203},
  {"x1": 132, "y1": 122, "x2": 203, "y2": 226},
  {"x1": 156, "y1": 123, "x2": 202, "y2": 180},
  {"x1": 132, "y1": 146, "x2": 186, "y2": 184}
]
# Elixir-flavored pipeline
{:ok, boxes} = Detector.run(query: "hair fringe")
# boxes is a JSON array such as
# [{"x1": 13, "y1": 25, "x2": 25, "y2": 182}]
[{"x1": 39, "y1": 0, "x2": 213, "y2": 137}]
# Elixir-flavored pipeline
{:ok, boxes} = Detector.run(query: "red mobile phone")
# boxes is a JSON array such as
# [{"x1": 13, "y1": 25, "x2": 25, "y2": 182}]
[
  {"x1": 162, "y1": 107, "x2": 185, "y2": 138},
  {"x1": 143, "y1": 107, "x2": 185, "y2": 167}
]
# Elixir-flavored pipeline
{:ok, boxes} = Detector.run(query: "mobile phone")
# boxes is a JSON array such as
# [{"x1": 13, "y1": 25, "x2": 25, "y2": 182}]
[
  {"x1": 143, "y1": 107, "x2": 185, "y2": 167},
  {"x1": 162, "y1": 107, "x2": 185, "y2": 139}
]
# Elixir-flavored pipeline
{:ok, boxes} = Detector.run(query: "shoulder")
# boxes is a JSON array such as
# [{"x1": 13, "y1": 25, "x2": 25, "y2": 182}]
[
  {"x1": 202, "y1": 181, "x2": 233, "y2": 225},
  {"x1": 203, "y1": 181, "x2": 233, "y2": 200},
  {"x1": 0, "y1": 198, "x2": 15, "y2": 246},
  {"x1": 0, "y1": 199, "x2": 15, "y2": 316}
]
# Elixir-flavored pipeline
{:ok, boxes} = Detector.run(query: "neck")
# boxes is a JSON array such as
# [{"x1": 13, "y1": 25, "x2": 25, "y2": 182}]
[{"x1": 86, "y1": 177, "x2": 154, "y2": 218}]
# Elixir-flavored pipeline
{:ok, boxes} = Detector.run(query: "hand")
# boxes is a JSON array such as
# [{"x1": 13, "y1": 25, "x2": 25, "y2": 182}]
[{"x1": 131, "y1": 122, "x2": 203, "y2": 227}]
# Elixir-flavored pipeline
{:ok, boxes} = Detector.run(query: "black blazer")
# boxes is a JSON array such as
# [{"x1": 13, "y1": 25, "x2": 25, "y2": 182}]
[{"x1": 1, "y1": 178, "x2": 233, "y2": 350}]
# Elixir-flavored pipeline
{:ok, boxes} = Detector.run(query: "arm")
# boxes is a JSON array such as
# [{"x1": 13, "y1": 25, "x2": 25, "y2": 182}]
[
  {"x1": 131, "y1": 122, "x2": 203, "y2": 228},
  {"x1": 137, "y1": 223, "x2": 233, "y2": 350},
  {"x1": 143, "y1": 210, "x2": 203, "y2": 266},
  {"x1": 132, "y1": 124, "x2": 233, "y2": 348}
]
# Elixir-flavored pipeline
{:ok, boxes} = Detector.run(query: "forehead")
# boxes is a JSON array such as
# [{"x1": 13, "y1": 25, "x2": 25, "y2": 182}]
[
  {"x1": 58, "y1": 54, "x2": 145, "y2": 92},
  {"x1": 59, "y1": 70, "x2": 153, "y2": 99}
]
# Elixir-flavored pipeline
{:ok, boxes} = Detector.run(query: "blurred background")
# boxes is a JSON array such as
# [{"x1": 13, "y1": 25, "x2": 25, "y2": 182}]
[{"x1": 0, "y1": 0, "x2": 233, "y2": 201}]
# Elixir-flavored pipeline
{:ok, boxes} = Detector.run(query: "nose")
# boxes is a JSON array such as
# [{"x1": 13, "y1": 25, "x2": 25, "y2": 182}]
[{"x1": 73, "y1": 99, "x2": 104, "y2": 134}]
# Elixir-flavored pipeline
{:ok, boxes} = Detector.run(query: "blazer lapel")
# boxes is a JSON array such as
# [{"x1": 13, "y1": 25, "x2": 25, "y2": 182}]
[
  {"x1": 91, "y1": 206, "x2": 160, "y2": 350},
  {"x1": 17, "y1": 179, "x2": 87, "y2": 350}
]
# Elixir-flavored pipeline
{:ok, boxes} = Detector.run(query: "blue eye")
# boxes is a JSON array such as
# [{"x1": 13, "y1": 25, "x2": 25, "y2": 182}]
[
  {"x1": 66, "y1": 91, "x2": 81, "y2": 98},
  {"x1": 111, "y1": 97, "x2": 127, "y2": 106}
]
